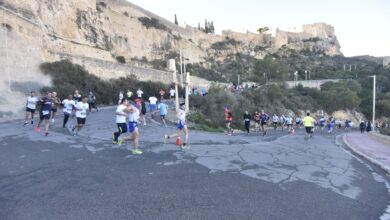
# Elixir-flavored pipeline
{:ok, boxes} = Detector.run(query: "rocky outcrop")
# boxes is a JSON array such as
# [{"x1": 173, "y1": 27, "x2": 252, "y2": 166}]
[{"x1": 0, "y1": 0, "x2": 344, "y2": 117}]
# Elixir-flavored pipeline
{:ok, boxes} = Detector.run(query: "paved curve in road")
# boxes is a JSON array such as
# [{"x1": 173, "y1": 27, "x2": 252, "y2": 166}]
[{"x1": 0, "y1": 107, "x2": 389, "y2": 220}]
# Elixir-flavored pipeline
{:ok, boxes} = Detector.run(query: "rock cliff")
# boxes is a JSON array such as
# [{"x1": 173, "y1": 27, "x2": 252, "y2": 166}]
[{"x1": 0, "y1": 0, "x2": 343, "y2": 116}]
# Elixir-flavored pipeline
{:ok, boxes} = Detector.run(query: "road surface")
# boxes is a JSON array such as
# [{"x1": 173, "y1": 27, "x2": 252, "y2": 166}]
[{"x1": 0, "y1": 107, "x2": 389, "y2": 220}]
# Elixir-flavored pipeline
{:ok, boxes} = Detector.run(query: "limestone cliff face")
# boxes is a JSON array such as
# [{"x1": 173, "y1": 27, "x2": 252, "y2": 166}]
[{"x1": 0, "y1": 0, "x2": 343, "y2": 116}]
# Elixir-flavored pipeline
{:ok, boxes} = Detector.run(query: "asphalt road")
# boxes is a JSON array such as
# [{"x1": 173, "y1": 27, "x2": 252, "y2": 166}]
[{"x1": 0, "y1": 108, "x2": 389, "y2": 220}]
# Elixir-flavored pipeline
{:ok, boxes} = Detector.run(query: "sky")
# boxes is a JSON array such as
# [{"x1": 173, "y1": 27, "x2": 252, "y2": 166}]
[{"x1": 128, "y1": 0, "x2": 390, "y2": 57}]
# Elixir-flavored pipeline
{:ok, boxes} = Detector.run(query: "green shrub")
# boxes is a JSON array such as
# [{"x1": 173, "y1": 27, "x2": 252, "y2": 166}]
[
  {"x1": 116, "y1": 56, "x2": 126, "y2": 64},
  {"x1": 40, "y1": 60, "x2": 168, "y2": 105},
  {"x1": 138, "y1": 17, "x2": 169, "y2": 31}
]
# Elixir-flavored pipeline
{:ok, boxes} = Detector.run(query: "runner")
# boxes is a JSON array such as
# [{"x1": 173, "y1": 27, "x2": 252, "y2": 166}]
[
  {"x1": 71, "y1": 96, "x2": 89, "y2": 136},
  {"x1": 225, "y1": 107, "x2": 233, "y2": 135},
  {"x1": 164, "y1": 104, "x2": 189, "y2": 149},
  {"x1": 24, "y1": 91, "x2": 38, "y2": 126},
  {"x1": 243, "y1": 111, "x2": 251, "y2": 134},
  {"x1": 148, "y1": 95, "x2": 158, "y2": 115},
  {"x1": 169, "y1": 87, "x2": 175, "y2": 100},
  {"x1": 272, "y1": 114, "x2": 279, "y2": 130},
  {"x1": 126, "y1": 100, "x2": 143, "y2": 154},
  {"x1": 62, "y1": 94, "x2": 75, "y2": 128},
  {"x1": 140, "y1": 99, "x2": 147, "y2": 126},
  {"x1": 118, "y1": 91, "x2": 124, "y2": 105},
  {"x1": 319, "y1": 116, "x2": 326, "y2": 132},
  {"x1": 303, "y1": 112, "x2": 315, "y2": 140},
  {"x1": 279, "y1": 115, "x2": 286, "y2": 131},
  {"x1": 327, "y1": 117, "x2": 335, "y2": 134},
  {"x1": 35, "y1": 91, "x2": 53, "y2": 136},
  {"x1": 359, "y1": 121, "x2": 366, "y2": 134},
  {"x1": 254, "y1": 111, "x2": 260, "y2": 132},
  {"x1": 112, "y1": 99, "x2": 128, "y2": 145},
  {"x1": 74, "y1": 90, "x2": 82, "y2": 102},
  {"x1": 126, "y1": 90, "x2": 133, "y2": 100},
  {"x1": 295, "y1": 116, "x2": 302, "y2": 128},
  {"x1": 50, "y1": 92, "x2": 61, "y2": 123},
  {"x1": 260, "y1": 110, "x2": 269, "y2": 136},
  {"x1": 88, "y1": 91, "x2": 99, "y2": 112},
  {"x1": 159, "y1": 88, "x2": 166, "y2": 101},
  {"x1": 285, "y1": 115, "x2": 293, "y2": 134},
  {"x1": 158, "y1": 101, "x2": 168, "y2": 127},
  {"x1": 136, "y1": 88, "x2": 143, "y2": 98}
]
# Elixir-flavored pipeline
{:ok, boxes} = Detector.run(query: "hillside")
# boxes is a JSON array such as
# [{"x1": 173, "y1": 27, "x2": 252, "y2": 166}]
[{"x1": 1, "y1": 0, "x2": 387, "y2": 120}]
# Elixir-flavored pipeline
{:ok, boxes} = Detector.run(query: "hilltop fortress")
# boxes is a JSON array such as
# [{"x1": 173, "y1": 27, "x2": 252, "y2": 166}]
[{"x1": 0, "y1": 0, "x2": 342, "y2": 116}]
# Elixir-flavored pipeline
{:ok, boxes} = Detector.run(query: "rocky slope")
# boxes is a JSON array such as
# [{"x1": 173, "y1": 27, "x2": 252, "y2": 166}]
[{"x1": 0, "y1": 0, "x2": 342, "y2": 117}]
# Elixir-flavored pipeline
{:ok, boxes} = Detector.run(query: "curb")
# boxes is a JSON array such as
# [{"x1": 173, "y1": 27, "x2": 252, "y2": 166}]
[{"x1": 342, "y1": 134, "x2": 390, "y2": 174}]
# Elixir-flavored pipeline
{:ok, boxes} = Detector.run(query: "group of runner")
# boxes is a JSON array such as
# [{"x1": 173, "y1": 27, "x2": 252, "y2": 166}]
[
  {"x1": 24, "y1": 90, "x2": 95, "y2": 137},
  {"x1": 224, "y1": 107, "x2": 352, "y2": 139}
]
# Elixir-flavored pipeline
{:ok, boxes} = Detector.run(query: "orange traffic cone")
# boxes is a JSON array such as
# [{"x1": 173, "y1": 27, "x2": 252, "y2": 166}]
[{"x1": 176, "y1": 136, "x2": 182, "y2": 146}]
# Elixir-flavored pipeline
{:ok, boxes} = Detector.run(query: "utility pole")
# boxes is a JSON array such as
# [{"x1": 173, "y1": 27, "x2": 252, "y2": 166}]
[
  {"x1": 185, "y1": 72, "x2": 190, "y2": 113},
  {"x1": 179, "y1": 49, "x2": 183, "y2": 88},
  {"x1": 305, "y1": 70, "x2": 308, "y2": 81},
  {"x1": 369, "y1": 75, "x2": 376, "y2": 131},
  {"x1": 238, "y1": 75, "x2": 240, "y2": 85},
  {"x1": 169, "y1": 59, "x2": 179, "y2": 112}
]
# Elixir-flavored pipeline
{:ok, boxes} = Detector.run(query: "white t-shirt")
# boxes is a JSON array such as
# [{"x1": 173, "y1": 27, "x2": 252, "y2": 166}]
[
  {"x1": 62, "y1": 99, "x2": 75, "y2": 114},
  {"x1": 286, "y1": 117, "x2": 293, "y2": 124},
  {"x1": 128, "y1": 106, "x2": 140, "y2": 122},
  {"x1": 169, "y1": 89, "x2": 175, "y2": 97},
  {"x1": 272, "y1": 115, "x2": 279, "y2": 123},
  {"x1": 26, "y1": 96, "x2": 38, "y2": 109},
  {"x1": 75, "y1": 102, "x2": 89, "y2": 118},
  {"x1": 116, "y1": 104, "x2": 127, "y2": 123},
  {"x1": 136, "y1": 90, "x2": 143, "y2": 98},
  {"x1": 177, "y1": 109, "x2": 186, "y2": 122},
  {"x1": 149, "y1": 96, "x2": 158, "y2": 105}
]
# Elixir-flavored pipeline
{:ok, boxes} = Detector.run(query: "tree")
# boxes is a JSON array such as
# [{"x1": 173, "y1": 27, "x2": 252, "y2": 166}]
[
  {"x1": 209, "y1": 21, "x2": 215, "y2": 34},
  {"x1": 257, "y1": 26, "x2": 269, "y2": 34},
  {"x1": 174, "y1": 14, "x2": 178, "y2": 25},
  {"x1": 198, "y1": 22, "x2": 201, "y2": 31},
  {"x1": 204, "y1": 19, "x2": 209, "y2": 33}
]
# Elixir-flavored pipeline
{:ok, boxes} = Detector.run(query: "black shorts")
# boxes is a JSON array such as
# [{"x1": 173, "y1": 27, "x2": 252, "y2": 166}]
[
  {"x1": 287, "y1": 123, "x2": 292, "y2": 127},
  {"x1": 261, "y1": 121, "x2": 267, "y2": 126},
  {"x1": 117, "y1": 123, "x2": 128, "y2": 134},
  {"x1": 255, "y1": 120, "x2": 260, "y2": 124},
  {"x1": 160, "y1": 115, "x2": 166, "y2": 119},
  {"x1": 39, "y1": 112, "x2": 50, "y2": 120},
  {"x1": 141, "y1": 110, "x2": 146, "y2": 115},
  {"x1": 77, "y1": 117, "x2": 86, "y2": 125},
  {"x1": 226, "y1": 120, "x2": 232, "y2": 124},
  {"x1": 26, "y1": 107, "x2": 35, "y2": 114},
  {"x1": 51, "y1": 108, "x2": 57, "y2": 113},
  {"x1": 305, "y1": 127, "x2": 313, "y2": 134},
  {"x1": 273, "y1": 122, "x2": 278, "y2": 125}
]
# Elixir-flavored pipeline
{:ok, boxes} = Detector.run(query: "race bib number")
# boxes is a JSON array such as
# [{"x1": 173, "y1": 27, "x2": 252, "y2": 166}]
[{"x1": 42, "y1": 110, "x2": 50, "y2": 115}]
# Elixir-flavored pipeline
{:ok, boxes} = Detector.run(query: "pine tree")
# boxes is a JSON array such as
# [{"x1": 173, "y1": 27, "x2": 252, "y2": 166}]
[
  {"x1": 174, "y1": 14, "x2": 178, "y2": 25},
  {"x1": 198, "y1": 22, "x2": 201, "y2": 31},
  {"x1": 210, "y1": 21, "x2": 215, "y2": 34},
  {"x1": 204, "y1": 19, "x2": 209, "y2": 33}
]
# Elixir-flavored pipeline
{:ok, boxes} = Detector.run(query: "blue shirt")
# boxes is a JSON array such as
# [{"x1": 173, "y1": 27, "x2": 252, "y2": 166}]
[
  {"x1": 159, "y1": 103, "x2": 168, "y2": 115},
  {"x1": 41, "y1": 97, "x2": 53, "y2": 112}
]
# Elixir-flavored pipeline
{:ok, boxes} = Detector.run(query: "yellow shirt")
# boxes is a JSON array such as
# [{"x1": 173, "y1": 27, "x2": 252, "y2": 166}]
[{"x1": 303, "y1": 116, "x2": 315, "y2": 127}]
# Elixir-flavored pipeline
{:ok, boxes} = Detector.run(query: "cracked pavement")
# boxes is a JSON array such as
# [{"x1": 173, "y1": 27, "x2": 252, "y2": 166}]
[{"x1": 0, "y1": 107, "x2": 389, "y2": 220}]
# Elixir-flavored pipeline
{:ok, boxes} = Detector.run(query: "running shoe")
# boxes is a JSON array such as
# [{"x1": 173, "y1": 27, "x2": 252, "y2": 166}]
[
  {"x1": 73, "y1": 133, "x2": 78, "y2": 137},
  {"x1": 181, "y1": 143, "x2": 190, "y2": 150},
  {"x1": 163, "y1": 135, "x2": 169, "y2": 144},
  {"x1": 35, "y1": 127, "x2": 41, "y2": 133},
  {"x1": 51, "y1": 119, "x2": 55, "y2": 123},
  {"x1": 31, "y1": 120, "x2": 34, "y2": 125},
  {"x1": 132, "y1": 149, "x2": 143, "y2": 155},
  {"x1": 117, "y1": 139, "x2": 123, "y2": 145},
  {"x1": 23, "y1": 122, "x2": 28, "y2": 126},
  {"x1": 71, "y1": 125, "x2": 76, "y2": 132},
  {"x1": 45, "y1": 132, "x2": 49, "y2": 136}
]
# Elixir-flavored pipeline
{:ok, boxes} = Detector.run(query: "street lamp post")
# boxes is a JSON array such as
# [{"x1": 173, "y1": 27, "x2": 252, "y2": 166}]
[{"x1": 369, "y1": 75, "x2": 376, "y2": 131}]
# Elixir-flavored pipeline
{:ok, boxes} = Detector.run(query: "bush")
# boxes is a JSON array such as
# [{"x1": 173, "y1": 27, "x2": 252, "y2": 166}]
[
  {"x1": 138, "y1": 17, "x2": 169, "y2": 31},
  {"x1": 40, "y1": 60, "x2": 168, "y2": 105},
  {"x1": 116, "y1": 56, "x2": 126, "y2": 64},
  {"x1": 210, "y1": 38, "x2": 241, "y2": 50}
]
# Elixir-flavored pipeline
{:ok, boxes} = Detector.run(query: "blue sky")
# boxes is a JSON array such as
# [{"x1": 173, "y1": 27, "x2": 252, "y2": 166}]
[{"x1": 128, "y1": 0, "x2": 390, "y2": 57}]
